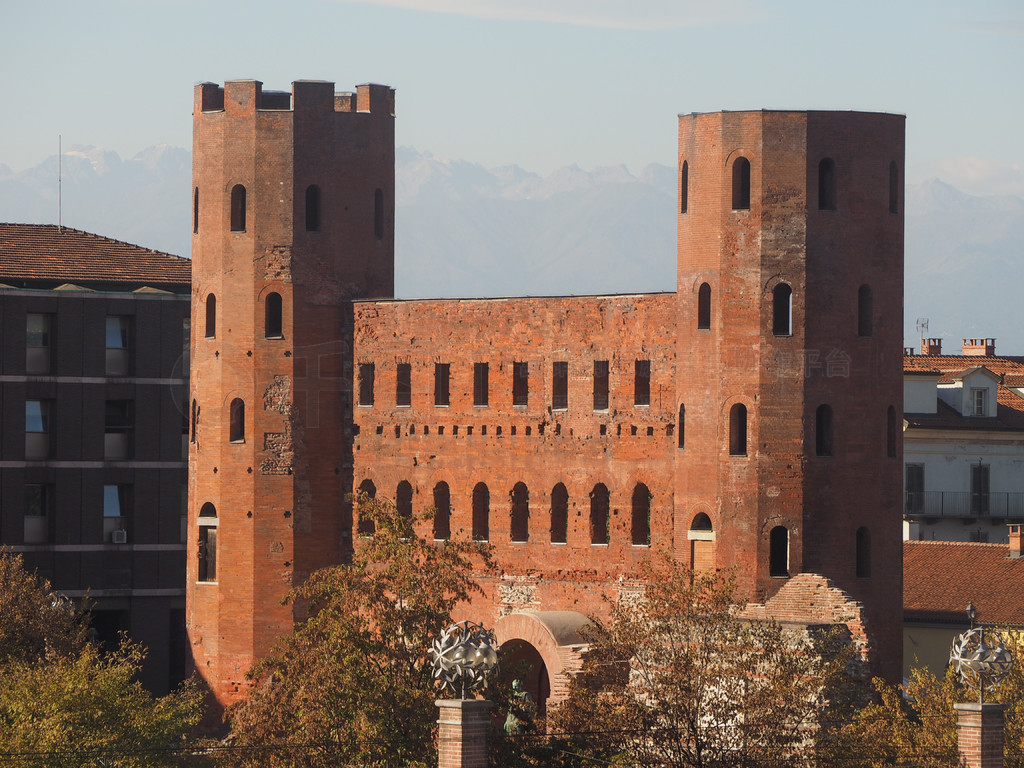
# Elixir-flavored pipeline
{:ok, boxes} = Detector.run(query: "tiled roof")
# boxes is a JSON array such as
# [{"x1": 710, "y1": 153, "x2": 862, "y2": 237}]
[
  {"x1": 904, "y1": 540, "x2": 1024, "y2": 626},
  {"x1": 904, "y1": 354, "x2": 1024, "y2": 431},
  {"x1": 0, "y1": 223, "x2": 190, "y2": 290}
]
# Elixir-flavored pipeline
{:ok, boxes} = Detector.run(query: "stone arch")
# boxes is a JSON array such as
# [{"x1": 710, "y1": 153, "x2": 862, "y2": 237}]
[{"x1": 494, "y1": 611, "x2": 590, "y2": 712}]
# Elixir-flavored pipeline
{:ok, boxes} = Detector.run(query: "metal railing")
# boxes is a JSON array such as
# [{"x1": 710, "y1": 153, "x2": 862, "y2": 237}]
[{"x1": 905, "y1": 490, "x2": 1024, "y2": 518}]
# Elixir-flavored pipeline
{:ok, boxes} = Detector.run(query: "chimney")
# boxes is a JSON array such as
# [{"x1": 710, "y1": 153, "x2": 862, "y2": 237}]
[
  {"x1": 921, "y1": 338, "x2": 943, "y2": 356},
  {"x1": 963, "y1": 338, "x2": 996, "y2": 357},
  {"x1": 1009, "y1": 524, "x2": 1022, "y2": 559}
]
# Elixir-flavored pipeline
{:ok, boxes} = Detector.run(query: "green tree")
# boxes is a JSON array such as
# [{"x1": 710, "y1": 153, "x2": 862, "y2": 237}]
[
  {"x1": 0, "y1": 550, "x2": 204, "y2": 768},
  {"x1": 226, "y1": 494, "x2": 489, "y2": 768},
  {"x1": 548, "y1": 564, "x2": 860, "y2": 768}
]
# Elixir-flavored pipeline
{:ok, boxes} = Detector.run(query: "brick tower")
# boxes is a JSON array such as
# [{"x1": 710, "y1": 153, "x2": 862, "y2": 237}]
[
  {"x1": 674, "y1": 111, "x2": 905, "y2": 680},
  {"x1": 186, "y1": 79, "x2": 395, "y2": 709}
]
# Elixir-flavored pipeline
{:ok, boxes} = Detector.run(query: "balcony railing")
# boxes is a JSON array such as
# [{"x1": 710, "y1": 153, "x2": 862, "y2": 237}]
[{"x1": 905, "y1": 491, "x2": 1024, "y2": 518}]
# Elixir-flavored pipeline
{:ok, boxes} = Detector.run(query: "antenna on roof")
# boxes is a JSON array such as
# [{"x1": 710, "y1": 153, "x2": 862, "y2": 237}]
[
  {"x1": 916, "y1": 317, "x2": 929, "y2": 338},
  {"x1": 58, "y1": 135, "x2": 62, "y2": 231}
]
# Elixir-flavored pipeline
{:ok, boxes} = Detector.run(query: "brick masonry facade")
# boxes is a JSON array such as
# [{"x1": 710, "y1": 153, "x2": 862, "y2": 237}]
[{"x1": 187, "y1": 81, "x2": 905, "y2": 712}]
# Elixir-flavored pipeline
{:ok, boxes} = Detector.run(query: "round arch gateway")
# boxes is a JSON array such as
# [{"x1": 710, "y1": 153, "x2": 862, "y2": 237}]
[{"x1": 493, "y1": 610, "x2": 590, "y2": 715}]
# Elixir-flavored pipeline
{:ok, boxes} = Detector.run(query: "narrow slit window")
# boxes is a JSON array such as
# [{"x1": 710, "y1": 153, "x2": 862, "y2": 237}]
[
  {"x1": 590, "y1": 484, "x2": 610, "y2": 545},
  {"x1": 374, "y1": 188, "x2": 384, "y2": 239},
  {"x1": 396, "y1": 363, "x2": 411, "y2": 407},
  {"x1": 357, "y1": 480, "x2": 376, "y2": 535},
  {"x1": 205, "y1": 294, "x2": 216, "y2": 339},
  {"x1": 305, "y1": 185, "x2": 321, "y2": 231},
  {"x1": 729, "y1": 403, "x2": 747, "y2": 456},
  {"x1": 190, "y1": 399, "x2": 198, "y2": 443},
  {"x1": 230, "y1": 184, "x2": 246, "y2": 232},
  {"x1": 678, "y1": 404, "x2": 685, "y2": 449},
  {"x1": 229, "y1": 398, "x2": 245, "y2": 443},
  {"x1": 680, "y1": 160, "x2": 688, "y2": 214},
  {"x1": 433, "y1": 482, "x2": 451, "y2": 541},
  {"x1": 359, "y1": 363, "x2": 375, "y2": 407},
  {"x1": 474, "y1": 363, "x2": 489, "y2": 407},
  {"x1": 857, "y1": 284, "x2": 873, "y2": 337},
  {"x1": 815, "y1": 404, "x2": 833, "y2": 457},
  {"x1": 510, "y1": 482, "x2": 529, "y2": 542},
  {"x1": 634, "y1": 360, "x2": 651, "y2": 406},
  {"x1": 818, "y1": 158, "x2": 836, "y2": 210},
  {"x1": 552, "y1": 361, "x2": 568, "y2": 410},
  {"x1": 772, "y1": 283, "x2": 792, "y2": 336},
  {"x1": 472, "y1": 483, "x2": 490, "y2": 541},
  {"x1": 513, "y1": 362, "x2": 529, "y2": 407},
  {"x1": 593, "y1": 360, "x2": 609, "y2": 411},
  {"x1": 769, "y1": 526, "x2": 789, "y2": 577},
  {"x1": 697, "y1": 283, "x2": 711, "y2": 330},
  {"x1": 631, "y1": 484, "x2": 651, "y2": 546},
  {"x1": 193, "y1": 187, "x2": 199, "y2": 233},
  {"x1": 265, "y1": 292, "x2": 283, "y2": 338},
  {"x1": 434, "y1": 363, "x2": 450, "y2": 407},
  {"x1": 550, "y1": 483, "x2": 568, "y2": 544},
  {"x1": 732, "y1": 156, "x2": 751, "y2": 210}
]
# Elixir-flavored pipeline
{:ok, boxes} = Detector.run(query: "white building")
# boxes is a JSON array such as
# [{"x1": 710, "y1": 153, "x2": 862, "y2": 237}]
[{"x1": 903, "y1": 338, "x2": 1024, "y2": 543}]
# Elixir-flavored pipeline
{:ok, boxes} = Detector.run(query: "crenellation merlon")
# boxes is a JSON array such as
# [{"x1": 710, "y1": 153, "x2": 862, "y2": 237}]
[{"x1": 194, "y1": 80, "x2": 395, "y2": 117}]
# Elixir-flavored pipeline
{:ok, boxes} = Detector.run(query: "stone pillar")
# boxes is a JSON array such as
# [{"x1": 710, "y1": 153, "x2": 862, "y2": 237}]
[
  {"x1": 955, "y1": 702, "x2": 1006, "y2": 768},
  {"x1": 436, "y1": 699, "x2": 492, "y2": 768}
]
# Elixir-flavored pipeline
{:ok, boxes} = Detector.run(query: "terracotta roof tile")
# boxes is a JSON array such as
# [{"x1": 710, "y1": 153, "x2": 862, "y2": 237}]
[
  {"x1": 904, "y1": 354, "x2": 1024, "y2": 430},
  {"x1": 904, "y1": 540, "x2": 1024, "y2": 626},
  {"x1": 0, "y1": 223, "x2": 190, "y2": 290}
]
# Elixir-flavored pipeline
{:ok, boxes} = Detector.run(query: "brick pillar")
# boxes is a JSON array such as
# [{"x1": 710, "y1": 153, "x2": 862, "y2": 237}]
[
  {"x1": 436, "y1": 699, "x2": 492, "y2": 768},
  {"x1": 955, "y1": 702, "x2": 1006, "y2": 768}
]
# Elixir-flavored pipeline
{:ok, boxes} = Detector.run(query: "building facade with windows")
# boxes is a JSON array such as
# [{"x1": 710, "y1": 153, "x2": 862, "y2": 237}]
[
  {"x1": 904, "y1": 340, "x2": 1024, "y2": 543},
  {"x1": 0, "y1": 223, "x2": 191, "y2": 694},
  {"x1": 187, "y1": 80, "x2": 906, "y2": 714}
]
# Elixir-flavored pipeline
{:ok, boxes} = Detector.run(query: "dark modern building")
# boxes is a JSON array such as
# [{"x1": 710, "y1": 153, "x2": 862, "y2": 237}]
[{"x1": 0, "y1": 223, "x2": 191, "y2": 693}]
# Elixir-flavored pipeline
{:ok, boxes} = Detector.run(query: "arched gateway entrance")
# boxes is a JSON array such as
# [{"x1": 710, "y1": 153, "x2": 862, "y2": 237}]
[{"x1": 493, "y1": 611, "x2": 590, "y2": 718}]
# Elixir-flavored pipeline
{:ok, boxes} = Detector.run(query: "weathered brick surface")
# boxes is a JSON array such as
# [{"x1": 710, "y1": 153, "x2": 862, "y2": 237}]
[{"x1": 188, "y1": 90, "x2": 905, "y2": 713}]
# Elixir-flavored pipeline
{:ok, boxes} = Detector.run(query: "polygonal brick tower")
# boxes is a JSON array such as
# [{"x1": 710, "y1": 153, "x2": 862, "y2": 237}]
[
  {"x1": 186, "y1": 79, "x2": 395, "y2": 710},
  {"x1": 674, "y1": 111, "x2": 905, "y2": 680}
]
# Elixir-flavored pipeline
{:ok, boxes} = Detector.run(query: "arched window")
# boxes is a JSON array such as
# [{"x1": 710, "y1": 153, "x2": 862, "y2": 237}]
[
  {"x1": 689, "y1": 512, "x2": 714, "y2": 576},
  {"x1": 193, "y1": 187, "x2": 199, "y2": 233},
  {"x1": 887, "y1": 405, "x2": 898, "y2": 458},
  {"x1": 265, "y1": 292, "x2": 283, "y2": 339},
  {"x1": 510, "y1": 482, "x2": 529, "y2": 542},
  {"x1": 678, "y1": 403, "x2": 685, "y2": 449},
  {"x1": 680, "y1": 160, "x2": 689, "y2": 214},
  {"x1": 889, "y1": 161, "x2": 899, "y2": 214},
  {"x1": 550, "y1": 483, "x2": 568, "y2": 544},
  {"x1": 772, "y1": 283, "x2": 792, "y2": 336},
  {"x1": 631, "y1": 484, "x2": 651, "y2": 546},
  {"x1": 818, "y1": 158, "x2": 836, "y2": 210},
  {"x1": 204, "y1": 294, "x2": 216, "y2": 338},
  {"x1": 697, "y1": 283, "x2": 711, "y2": 330},
  {"x1": 856, "y1": 527, "x2": 871, "y2": 578},
  {"x1": 590, "y1": 484, "x2": 610, "y2": 545},
  {"x1": 374, "y1": 188, "x2": 384, "y2": 240},
  {"x1": 305, "y1": 185, "x2": 321, "y2": 232},
  {"x1": 857, "y1": 284, "x2": 873, "y2": 338},
  {"x1": 769, "y1": 525, "x2": 789, "y2": 577},
  {"x1": 230, "y1": 184, "x2": 246, "y2": 232},
  {"x1": 729, "y1": 403, "x2": 747, "y2": 456},
  {"x1": 397, "y1": 481, "x2": 413, "y2": 523},
  {"x1": 229, "y1": 398, "x2": 245, "y2": 443},
  {"x1": 432, "y1": 482, "x2": 451, "y2": 540},
  {"x1": 357, "y1": 479, "x2": 376, "y2": 535},
  {"x1": 198, "y1": 502, "x2": 217, "y2": 582},
  {"x1": 732, "y1": 156, "x2": 751, "y2": 210},
  {"x1": 190, "y1": 399, "x2": 198, "y2": 443},
  {"x1": 815, "y1": 404, "x2": 834, "y2": 457},
  {"x1": 472, "y1": 483, "x2": 489, "y2": 542}
]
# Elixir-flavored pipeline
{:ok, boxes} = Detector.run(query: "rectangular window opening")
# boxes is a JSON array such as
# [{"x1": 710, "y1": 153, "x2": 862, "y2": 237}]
[
  {"x1": 593, "y1": 360, "x2": 609, "y2": 411},
  {"x1": 434, "y1": 363, "x2": 450, "y2": 407},
  {"x1": 473, "y1": 363, "x2": 489, "y2": 407},
  {"x1": 359, "y1": 363, "x2": 375, "y2": 407},
  {"x1": 513, "y1": 362, "x2": 529, "y2": 407},
  {"x1": 552, "y1": 361, "x2": 568, "y2": 410},
  {"x1": 634, "y1": 360, "x2": 651, "y2": 406},
  {"x1": 396, "y1": 363, "x2": 411, "y2": 407}
]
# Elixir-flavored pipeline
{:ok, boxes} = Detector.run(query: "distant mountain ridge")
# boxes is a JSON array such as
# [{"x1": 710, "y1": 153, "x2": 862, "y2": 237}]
[{"x1": 2, "y1": 146, "x2": 1021, "y2": 352}]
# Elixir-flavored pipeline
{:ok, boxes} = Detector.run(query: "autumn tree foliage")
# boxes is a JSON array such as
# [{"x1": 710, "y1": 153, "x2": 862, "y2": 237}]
[
  {"x1": 226, "y1": 495, "x2": 489, "y2": 768},
  {"x1": 548, "y1": 565, "x2": 860, "y2": 768},
  {"x1": 0, "y1": 550, "x2": 203, "y2": 768}
]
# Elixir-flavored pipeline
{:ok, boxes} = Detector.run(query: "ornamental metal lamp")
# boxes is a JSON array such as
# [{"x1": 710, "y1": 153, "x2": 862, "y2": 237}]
[
  {"x1": 431, "y1": 620, "x2": 499, "y2": 700},
  {"x1": 949, "y1": 603, "x2": 1013, "y2": 704}
]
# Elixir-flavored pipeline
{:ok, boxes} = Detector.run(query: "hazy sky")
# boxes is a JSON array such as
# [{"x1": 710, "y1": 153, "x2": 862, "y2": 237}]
[{"x1": 2, "y1": 0, "x2": 1022, "y2": 195}]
